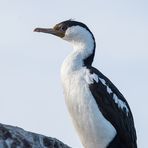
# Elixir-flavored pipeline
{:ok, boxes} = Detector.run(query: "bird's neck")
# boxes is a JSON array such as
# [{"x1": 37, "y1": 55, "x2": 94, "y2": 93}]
[
  {"x1": 61, "y1": 42, "x2": 95, "y2": 77},
  {"x1": 70, "y1": 35, "x2": 95, "y2": 68}
]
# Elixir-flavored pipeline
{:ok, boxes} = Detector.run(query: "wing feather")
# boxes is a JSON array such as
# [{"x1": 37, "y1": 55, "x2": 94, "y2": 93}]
[{"x1": 88, "y1": 66, "x2": 137, "y2": 148}]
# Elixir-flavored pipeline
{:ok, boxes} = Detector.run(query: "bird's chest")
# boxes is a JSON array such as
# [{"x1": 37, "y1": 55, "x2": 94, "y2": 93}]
[
  {"x1": 61, "y1": 54, "x2": 89, "y2": 112},
  {"x1": 61, "y1": 62, "x2": 93, "y2": 124},
  {"x1": 62, "y1": 65, "x2": 88, "y2": 110},
  {"x1": 62, "y1": 70, "x2": 90, "y2": 115}
]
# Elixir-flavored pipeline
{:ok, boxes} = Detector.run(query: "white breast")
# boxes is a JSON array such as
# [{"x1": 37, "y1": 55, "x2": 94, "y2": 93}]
[{"x1": 61, "y1": 52, "x2": 116, "y2": 148}]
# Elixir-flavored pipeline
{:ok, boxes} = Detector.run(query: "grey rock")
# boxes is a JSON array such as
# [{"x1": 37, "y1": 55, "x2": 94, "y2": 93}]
[{"x1": 0, "y1": 123, "x2": 71, "y2": 148}]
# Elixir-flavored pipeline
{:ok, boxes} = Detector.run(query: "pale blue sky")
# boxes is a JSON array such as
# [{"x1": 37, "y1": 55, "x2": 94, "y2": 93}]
[{"x1": 0, "y1": 0, "x2": 148, "y2": 147}]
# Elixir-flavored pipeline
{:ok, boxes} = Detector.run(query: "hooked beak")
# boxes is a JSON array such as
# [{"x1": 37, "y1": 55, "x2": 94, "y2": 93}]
[{"x1": 34, "y1": 28, "x2": 64, "y2": 38}]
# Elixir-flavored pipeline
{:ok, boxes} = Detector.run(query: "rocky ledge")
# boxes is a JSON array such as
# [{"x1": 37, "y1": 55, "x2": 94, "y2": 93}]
[{"x1": 0, "y1": 123, "x2": 71, "y2": 148}]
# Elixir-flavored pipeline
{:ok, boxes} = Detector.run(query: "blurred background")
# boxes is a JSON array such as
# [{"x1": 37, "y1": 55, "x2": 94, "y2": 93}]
[{"x1": 0, "y1": 0, "x2": 147, "y2": 147}]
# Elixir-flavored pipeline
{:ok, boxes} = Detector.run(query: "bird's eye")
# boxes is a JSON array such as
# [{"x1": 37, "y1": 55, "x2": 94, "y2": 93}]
[{"x1": 61, "y1": 25, "x2": 67, "y2": 32}]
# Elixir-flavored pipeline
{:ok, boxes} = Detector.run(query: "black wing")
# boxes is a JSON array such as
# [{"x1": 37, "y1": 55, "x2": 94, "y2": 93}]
[{"x1": 88, "y1": 66, "x2": 137, "y2": 148}]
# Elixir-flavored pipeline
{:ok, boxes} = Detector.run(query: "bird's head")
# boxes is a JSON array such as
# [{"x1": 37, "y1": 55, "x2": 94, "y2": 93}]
[
  {"x1": 34, "y1": 20, "x2": 95, "y2": 48},
  {"x1": 34, "y1": 20, "x2": 96, "y2": 66}
]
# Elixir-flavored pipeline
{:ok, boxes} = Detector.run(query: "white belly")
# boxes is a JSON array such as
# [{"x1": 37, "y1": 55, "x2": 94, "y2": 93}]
[{"x1": 61, "y1": 66, "x2": 116, "y2": 148}]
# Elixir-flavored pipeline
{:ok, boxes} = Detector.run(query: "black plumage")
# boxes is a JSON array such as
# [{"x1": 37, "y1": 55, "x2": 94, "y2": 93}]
[{"x1": 87, "y1": 66, "x2": 137, "y2": 148}]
